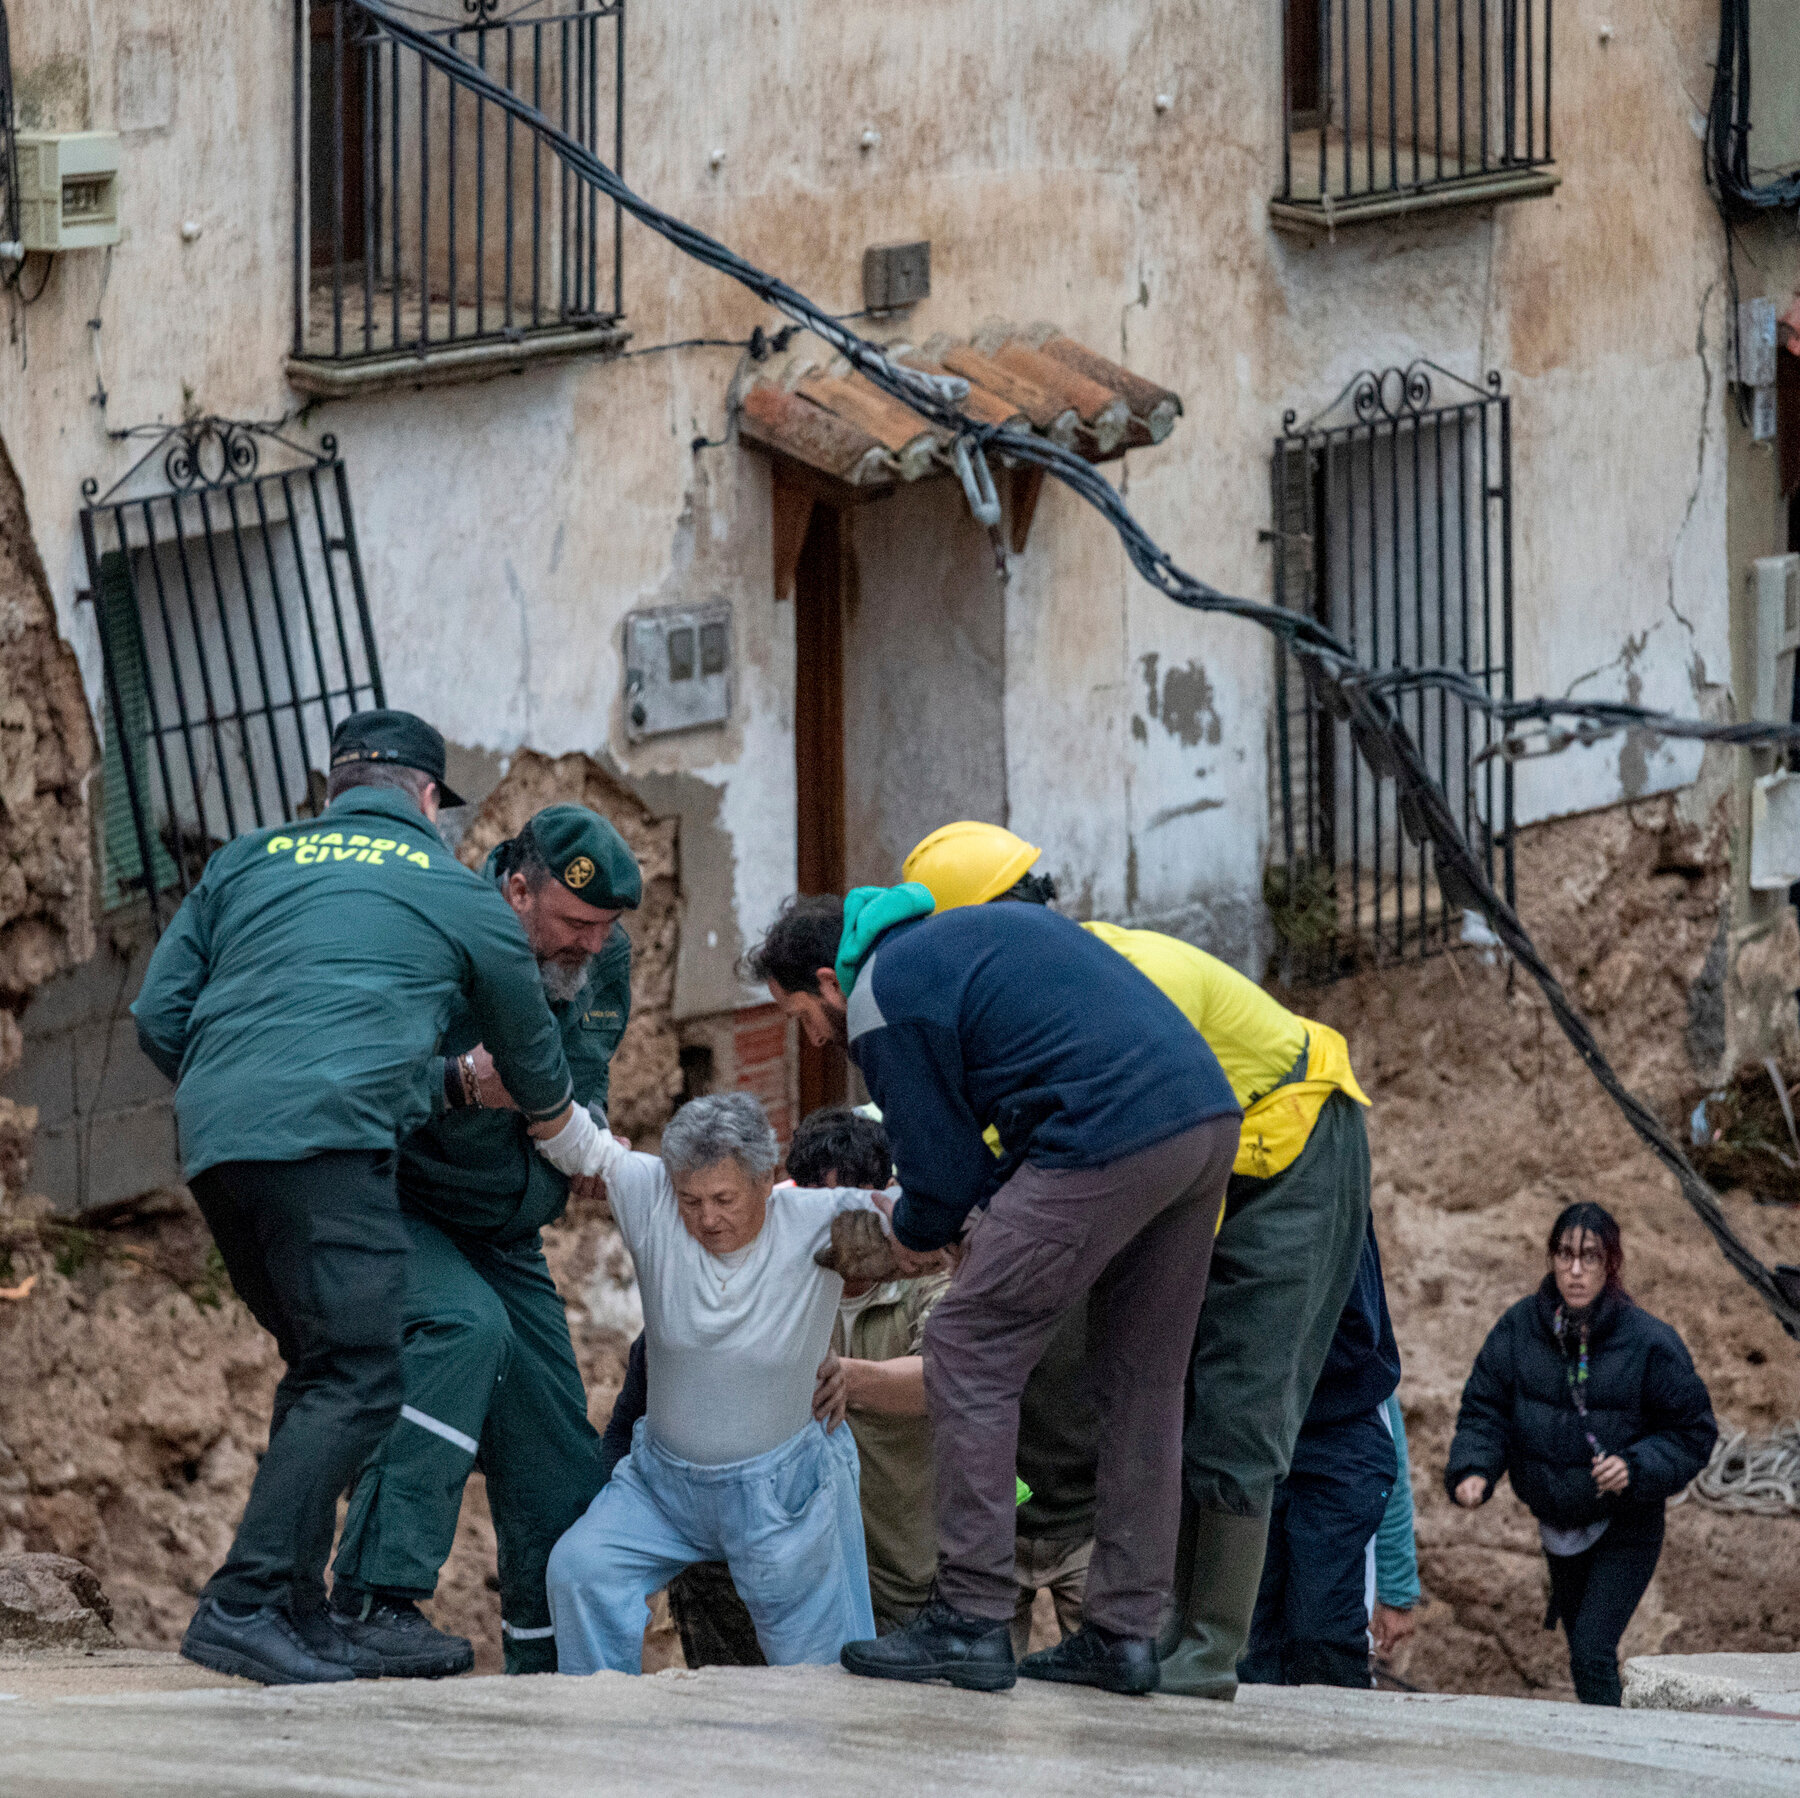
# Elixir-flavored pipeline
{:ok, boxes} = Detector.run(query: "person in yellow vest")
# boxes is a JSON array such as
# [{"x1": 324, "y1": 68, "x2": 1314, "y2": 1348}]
[{"x1": 902, "y1": 821, "x2": 1374, "y2": 1701}]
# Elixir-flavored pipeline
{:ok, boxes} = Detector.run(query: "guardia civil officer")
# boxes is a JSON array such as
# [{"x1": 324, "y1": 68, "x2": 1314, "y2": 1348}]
[
  {"x1": 330, "y1": 805, "x2": 642, "y2": 1675},
  {"x1": 133, "y1": 712, "x2": 607, "y2": 1687}
]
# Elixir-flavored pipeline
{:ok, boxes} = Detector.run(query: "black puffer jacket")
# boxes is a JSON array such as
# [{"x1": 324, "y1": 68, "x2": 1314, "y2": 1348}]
[{"x1": 1444, "y1": 1281, "x2": 1716, "y2": 1531}]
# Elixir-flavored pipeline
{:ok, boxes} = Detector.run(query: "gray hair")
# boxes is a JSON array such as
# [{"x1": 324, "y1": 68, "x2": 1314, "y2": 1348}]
[
  {"x1": 660, "y1": 1092, "x2": 780, "y2": 1184},
  {"x1": 325, "y1": 761, "x2": 434, "y2": 805}
]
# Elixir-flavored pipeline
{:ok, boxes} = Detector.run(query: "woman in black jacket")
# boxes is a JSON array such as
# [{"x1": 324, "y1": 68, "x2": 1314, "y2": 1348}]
[{"x1": 1444, "y1": 1202, "x2": 1716, "y2": 1705}]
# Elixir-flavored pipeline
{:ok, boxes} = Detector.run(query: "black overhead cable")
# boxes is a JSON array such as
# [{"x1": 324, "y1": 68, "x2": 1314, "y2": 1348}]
[
  {"x1": 350, "y1": 0, "x2": 1800, "y2": 1339},
  {"x1": 1706, "y1": 0, "x2": 1800, "y2": 217}
]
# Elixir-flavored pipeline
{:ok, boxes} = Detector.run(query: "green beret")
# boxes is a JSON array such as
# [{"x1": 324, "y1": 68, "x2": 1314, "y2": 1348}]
[{"x1": 529, "y1": 804, "x2": 642, "y2": 908}]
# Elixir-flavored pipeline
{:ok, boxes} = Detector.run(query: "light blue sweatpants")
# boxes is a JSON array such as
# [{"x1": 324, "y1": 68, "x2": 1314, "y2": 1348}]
[{"x1": 547, "y1": 1417, "x2": 876, "y2": 1674}]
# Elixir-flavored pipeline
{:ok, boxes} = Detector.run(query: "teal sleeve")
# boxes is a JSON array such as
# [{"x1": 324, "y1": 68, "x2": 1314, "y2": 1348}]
[
  {"x1": 427, "y1": 1054, "x2": 449, "y2": 1120},
  {"x1": 130, "y1": 884, "x2": 214, "y2": 1083},
  {"x1": 459, "y1": 885, "x2": 574, "y2": 1124},
  {"x1": 1375, "y1": 1391, "x2": 1421, "y2": 1609}
]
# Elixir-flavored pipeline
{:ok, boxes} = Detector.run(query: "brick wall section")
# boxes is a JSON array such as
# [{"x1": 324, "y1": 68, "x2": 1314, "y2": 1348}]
[{"x1": 731, "y1": 1004, "x2": 794, "y2": 1148}]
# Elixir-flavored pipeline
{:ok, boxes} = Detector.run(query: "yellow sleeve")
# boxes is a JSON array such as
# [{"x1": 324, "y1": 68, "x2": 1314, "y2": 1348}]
[{"x1": 1081, "y1": 921, "x2": 1307, "y2": 1110}]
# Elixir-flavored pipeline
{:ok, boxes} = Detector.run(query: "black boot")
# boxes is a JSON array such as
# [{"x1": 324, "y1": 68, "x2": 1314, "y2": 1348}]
[
  {"x1": 327, "y1": 1586, "x2": 475, "y2": 1678},
  {"x1": 1020, "y1": 1625, "x2": 1161, "y2": 1696},
  {"x1": 180, "y1": 1597, "x2": 357, "y2": 1686},
  {"x1": 840, "y1": 1597, "x2": 1016, "y2": 1691}
]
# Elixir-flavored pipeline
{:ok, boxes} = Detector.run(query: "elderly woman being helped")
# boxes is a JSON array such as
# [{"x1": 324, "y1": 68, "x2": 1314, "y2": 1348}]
[{"x1": 546, "y1": 1092, "x2": 884, "y2": 1673}]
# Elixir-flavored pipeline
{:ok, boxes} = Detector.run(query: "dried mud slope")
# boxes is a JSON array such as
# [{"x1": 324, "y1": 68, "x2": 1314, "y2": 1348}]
[
  {"x1": 1298, "y1": 795, "x2": 1800, "y2": 1697},
  {"x1": 0, "y1": 1187, "x2": 646, "y2": 1673}
]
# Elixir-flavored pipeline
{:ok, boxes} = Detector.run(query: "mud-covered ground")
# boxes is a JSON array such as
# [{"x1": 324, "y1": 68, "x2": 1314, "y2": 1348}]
[{"x1": 1, "y1": 792, "x2": 1796, "y2": 1688}]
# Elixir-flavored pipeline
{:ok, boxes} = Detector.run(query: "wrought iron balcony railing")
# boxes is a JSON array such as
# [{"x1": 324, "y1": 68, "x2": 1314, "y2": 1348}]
[
  {"x1": 1273, "y1": 0, "x2": 1556, "y2": 231},
  {"x1": 291, "y1": 0, "x2": 626, "y2": 392}
]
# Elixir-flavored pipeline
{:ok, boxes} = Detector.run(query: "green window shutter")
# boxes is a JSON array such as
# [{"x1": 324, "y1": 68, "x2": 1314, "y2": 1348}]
[{"x1": 96, "y1": 551, "x2": 178, "y2": 909}]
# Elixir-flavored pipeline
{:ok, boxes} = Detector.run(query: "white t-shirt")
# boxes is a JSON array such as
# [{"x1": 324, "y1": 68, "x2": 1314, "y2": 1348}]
[{"x1": 591, "y1": 1133, "x2": 879, "y2": 1466}]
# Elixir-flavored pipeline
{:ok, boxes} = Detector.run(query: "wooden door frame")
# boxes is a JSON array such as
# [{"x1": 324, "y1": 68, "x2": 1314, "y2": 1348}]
[{"x1": 792, "y1": 498, "x2": 849, "y2": 1114}]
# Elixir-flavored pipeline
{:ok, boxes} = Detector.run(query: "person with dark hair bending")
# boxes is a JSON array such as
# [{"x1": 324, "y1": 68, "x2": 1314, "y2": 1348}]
[
  {"x1": 749, "y1": 887, "x2": 1241, "y2": 1695},
  {"x1": 1445, "y1": 1202, "x2": 1717, "y2": 1706}
]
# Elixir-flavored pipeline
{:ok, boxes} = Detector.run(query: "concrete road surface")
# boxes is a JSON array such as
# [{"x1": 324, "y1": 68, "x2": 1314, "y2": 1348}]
[{"x1": 2, "y1": 1660, "x2": 1797, "y2": 1796}]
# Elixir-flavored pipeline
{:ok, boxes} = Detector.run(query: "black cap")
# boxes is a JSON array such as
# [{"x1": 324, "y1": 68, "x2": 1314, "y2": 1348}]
[{"x1": 329, "y1": 709, "x2": 467, "y2": 807}]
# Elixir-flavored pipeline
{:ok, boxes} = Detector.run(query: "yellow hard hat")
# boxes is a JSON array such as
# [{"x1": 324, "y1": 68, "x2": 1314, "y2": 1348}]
[{"x1": 903, "y1": 821, "x2": 1042, "y2": 912}]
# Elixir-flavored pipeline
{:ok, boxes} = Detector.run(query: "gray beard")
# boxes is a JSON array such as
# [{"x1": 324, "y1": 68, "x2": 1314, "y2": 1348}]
[{"x1": 538, "y1": 957, "x2": 592, "y2": 1004}]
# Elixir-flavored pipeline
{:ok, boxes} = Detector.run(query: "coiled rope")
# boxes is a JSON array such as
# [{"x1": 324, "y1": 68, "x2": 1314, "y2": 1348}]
[
  {"x1": 351, "y1": 0, "x2": 1800, "y2": 1341},
  {"x1": 1675, "y1": 1422, "x2": 1800, "y2": 1514}
]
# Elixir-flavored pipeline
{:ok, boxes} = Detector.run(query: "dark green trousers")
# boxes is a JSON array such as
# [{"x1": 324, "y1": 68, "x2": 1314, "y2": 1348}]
[
  {"x1": 332, "y1": 1211, "x2": 606, "y2": 1673},
  {"x1": 1160, "y1": 1093, "x2": 1373, "y2": 1696},
  {"x1": 1184, "y1": 1091, "x2": 1373, "y2": 1517}
]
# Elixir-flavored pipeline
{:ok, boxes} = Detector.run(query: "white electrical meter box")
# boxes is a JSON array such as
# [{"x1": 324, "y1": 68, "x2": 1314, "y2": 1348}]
[
  {"x1": 1739, "y1": 297, "x2": 1779, "y2": 389},
  {"x1": 15, "y1": 132, "x2": 122, "y2": 252},
  {"x1": 1751, "y1": 554, "x2": 1800, "y2": 724},
  {"x1": 1751, "y1": 770, "x2": 1800, "y2": 890},
  {"x1": 623, "y1": 600, "x2": 732, "y2": 740}
]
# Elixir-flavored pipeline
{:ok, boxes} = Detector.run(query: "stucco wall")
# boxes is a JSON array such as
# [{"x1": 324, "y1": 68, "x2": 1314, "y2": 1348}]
[{"x1": 0, "y1": 0, "x2": 1736, "y2": 997}]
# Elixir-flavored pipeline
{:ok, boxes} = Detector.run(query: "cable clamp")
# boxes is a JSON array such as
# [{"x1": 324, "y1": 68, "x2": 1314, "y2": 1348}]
[{"x1": 952, "y1": 436, "x2": 1001, "y2": 528}]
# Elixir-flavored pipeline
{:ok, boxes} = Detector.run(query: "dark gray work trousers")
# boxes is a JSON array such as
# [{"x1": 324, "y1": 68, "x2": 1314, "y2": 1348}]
[
  {"x1": 190, "y1": 1150, "x2": 407, "y2": 1615},
  {"x1": 922, "y1": 1116, "x2": 1239, "y2": 1638}
]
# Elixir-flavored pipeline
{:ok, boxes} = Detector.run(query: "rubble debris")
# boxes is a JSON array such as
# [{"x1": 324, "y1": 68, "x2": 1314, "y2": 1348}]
[
  {"x1": 0, "y1": 435, "x2": 98, "y2": 1005},
  {"x1": 1688, "y1": 1065, "x2": 1800, "y2": 1206},
  {"x1": 0, "y1": 1555, "x2": 115, "y2": 1650}
]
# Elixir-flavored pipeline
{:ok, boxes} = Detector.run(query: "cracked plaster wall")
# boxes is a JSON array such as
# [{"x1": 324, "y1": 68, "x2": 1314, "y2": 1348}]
[{"x1": 0, "y1": 0, "x2": 1745, "y2": 1005}]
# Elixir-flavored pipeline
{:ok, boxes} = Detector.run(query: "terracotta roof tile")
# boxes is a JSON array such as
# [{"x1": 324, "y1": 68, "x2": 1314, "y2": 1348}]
[{"x1": 737, "y1": 325, "x2": 1183, "y2": 490}]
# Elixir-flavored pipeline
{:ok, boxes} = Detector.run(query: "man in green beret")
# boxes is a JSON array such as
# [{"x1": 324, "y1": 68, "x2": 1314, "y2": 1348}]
[
  {"x1": 134, "y1": 711, "x2": 591, "y2": 1687},
  {"x1": 329, "y1": 803, "x2": 643, "y2": 1674}
]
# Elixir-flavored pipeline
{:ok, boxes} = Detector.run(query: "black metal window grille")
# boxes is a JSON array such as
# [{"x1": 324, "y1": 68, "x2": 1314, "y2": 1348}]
[
  {"x1": 79, "y1": 420, "x2": 386, "y2": 925},
  {"x1": 0, "y1": 0, "x2": 19, "y2": 258},
  {"x1": 1276, "y1": 0, "x2": 1554, "y2": 221},
  {"x1": 1269, "y1": 362, "x2": 1515, "y2": 980},
  {"x1": 297, "y1": 0, "x2": 624, "y2": 366}
]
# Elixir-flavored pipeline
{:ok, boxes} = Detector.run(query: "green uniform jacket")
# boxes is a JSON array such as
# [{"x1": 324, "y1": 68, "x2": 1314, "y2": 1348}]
[
  {"x1": 401, "y1": 850, "x2": 632, "y2": 1242},
  {"x1": 133, "y1": 789, "x2": 574, "y2": 1180}
]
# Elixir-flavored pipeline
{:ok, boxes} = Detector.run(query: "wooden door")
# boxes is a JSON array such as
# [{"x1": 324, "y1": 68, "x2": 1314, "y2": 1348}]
[{"x1": 793, "y1": 501, "x2": 848, "y2": 1114}]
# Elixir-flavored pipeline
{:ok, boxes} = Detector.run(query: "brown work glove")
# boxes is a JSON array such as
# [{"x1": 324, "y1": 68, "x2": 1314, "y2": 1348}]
[{"x1": 814, "y1": 1208, "x2": 905, "y2": 1282}]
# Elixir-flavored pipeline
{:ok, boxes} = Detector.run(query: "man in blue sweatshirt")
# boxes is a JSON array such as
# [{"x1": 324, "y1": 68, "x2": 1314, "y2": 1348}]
[{"x1": 749, "y1": 889, "x2": 1241, "y2": 1695}]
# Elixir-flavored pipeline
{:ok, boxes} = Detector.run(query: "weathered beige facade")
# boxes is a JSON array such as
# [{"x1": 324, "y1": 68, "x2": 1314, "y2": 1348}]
[{"x1": 0, "y1": 0, "x2": 1790, "y2": 1202}]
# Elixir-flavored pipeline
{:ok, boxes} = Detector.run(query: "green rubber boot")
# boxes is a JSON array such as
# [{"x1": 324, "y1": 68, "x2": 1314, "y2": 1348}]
[{"x1": 1155, "y1": 1504, "x2": 1271, "y2": 1701}]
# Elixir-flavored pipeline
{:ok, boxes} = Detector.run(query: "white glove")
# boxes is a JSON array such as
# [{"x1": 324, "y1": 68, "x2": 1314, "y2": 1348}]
[{"x1": 535, "y1": 1105, "x2": 613, "y2": 1178}]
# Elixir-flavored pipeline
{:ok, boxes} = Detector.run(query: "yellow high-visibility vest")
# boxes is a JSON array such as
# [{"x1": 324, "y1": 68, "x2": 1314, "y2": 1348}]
[
  {"x1": 1079, "y1": 921, "x2": 1368, "y2": 1180},
  {"x1": 1231, "y1": 1017, "x2": 1369, "y2": 1179}
]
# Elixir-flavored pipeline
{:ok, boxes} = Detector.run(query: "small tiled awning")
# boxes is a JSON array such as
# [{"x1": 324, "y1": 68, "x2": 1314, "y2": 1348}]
[{"x1": 737, "y1": 322, "x2": 1183, "y2": 494}]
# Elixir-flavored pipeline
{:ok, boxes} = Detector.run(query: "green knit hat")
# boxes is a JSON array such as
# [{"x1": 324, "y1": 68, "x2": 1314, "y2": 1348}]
[{"x1": 527, "y1": 804, "x2": 642, "y2": 909}]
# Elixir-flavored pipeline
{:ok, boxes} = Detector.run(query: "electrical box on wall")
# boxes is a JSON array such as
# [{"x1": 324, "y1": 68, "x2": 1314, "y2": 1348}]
[
  {"x1": 624, "y1": 601, "x2": 732, "y2": 740},
  {"x1": 1751, "y1": 771, "x2": 1800, "y2": 889},
  {"x1": 1750, "y1": 554, "x2": 1800, "y2": 723},
  {"x1": 15, "y1": 132, "x2": 122, "y2": 252},
  {"x1": 862, "y1": 240, "x2": 930, "y2": 313}
]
